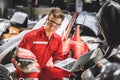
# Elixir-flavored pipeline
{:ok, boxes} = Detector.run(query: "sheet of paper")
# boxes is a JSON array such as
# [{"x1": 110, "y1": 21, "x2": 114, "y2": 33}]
[{"x1": 10, "y1": 12, "x2": 27, "y2": 24}]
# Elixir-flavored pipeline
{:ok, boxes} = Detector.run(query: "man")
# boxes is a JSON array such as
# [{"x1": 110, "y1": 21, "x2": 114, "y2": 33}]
[{"x1": 18, "y1": 7, "x2": 70, "y2": 80}]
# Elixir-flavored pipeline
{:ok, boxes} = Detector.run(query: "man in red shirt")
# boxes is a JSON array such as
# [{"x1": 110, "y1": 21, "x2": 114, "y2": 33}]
[{"x1": 18, "y1": 7, "x2": 70, "y2": 80}]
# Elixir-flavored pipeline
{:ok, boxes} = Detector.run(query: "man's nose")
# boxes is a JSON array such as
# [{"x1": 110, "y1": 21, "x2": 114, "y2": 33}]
[
  {"x1": 51, "y1": 22, "x2": 57, "y2": 27},
  {"x1": 50, "y1": 25, "x2": 56, "y2": 30}
]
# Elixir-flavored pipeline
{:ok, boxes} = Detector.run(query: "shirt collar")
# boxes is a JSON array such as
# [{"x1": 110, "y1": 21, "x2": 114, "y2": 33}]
[{"x1": 40, "y1": 26, "x2": 59, "y2": 38}]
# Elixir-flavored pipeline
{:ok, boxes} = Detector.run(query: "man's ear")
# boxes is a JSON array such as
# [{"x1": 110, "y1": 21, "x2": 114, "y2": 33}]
[
  {"x1": 46, "y1": 18, "x2": 48, "y2": 21},
  {"x1": 44, "y1": 18, "x2": 48, "y2": 25},
  {"x1": 45, "y1": 18, "x2": 49, "y2": 24}
]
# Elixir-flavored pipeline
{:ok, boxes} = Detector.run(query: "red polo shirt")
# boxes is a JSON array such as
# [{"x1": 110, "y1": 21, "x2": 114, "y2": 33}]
[
  {"x1": 18, "y1": 26, "x2": 64, "y2": 68},
  {"x1": 18, "y1": 26, "x2": 72, "y2": 79}
]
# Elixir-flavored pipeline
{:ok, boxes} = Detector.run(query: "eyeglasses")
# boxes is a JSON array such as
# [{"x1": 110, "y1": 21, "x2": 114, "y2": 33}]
[{"x1": 48, "y1": 18, "x2": 61, "y2": 27}]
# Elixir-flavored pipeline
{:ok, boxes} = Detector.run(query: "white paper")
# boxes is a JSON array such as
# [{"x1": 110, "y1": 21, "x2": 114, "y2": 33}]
[{"x1": 10, "y1": 12, "x2": 27, "y2": 24}]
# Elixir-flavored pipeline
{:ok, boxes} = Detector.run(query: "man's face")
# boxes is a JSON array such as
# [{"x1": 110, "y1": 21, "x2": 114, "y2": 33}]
[{"x1": 46, "y1": 14, "x2": 62, "y2": 33}]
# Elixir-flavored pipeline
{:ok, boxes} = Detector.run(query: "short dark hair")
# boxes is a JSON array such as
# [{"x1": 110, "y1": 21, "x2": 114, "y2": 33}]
[{"x1": 48, "y1": 7, "x2": 65, "y2": 21}]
